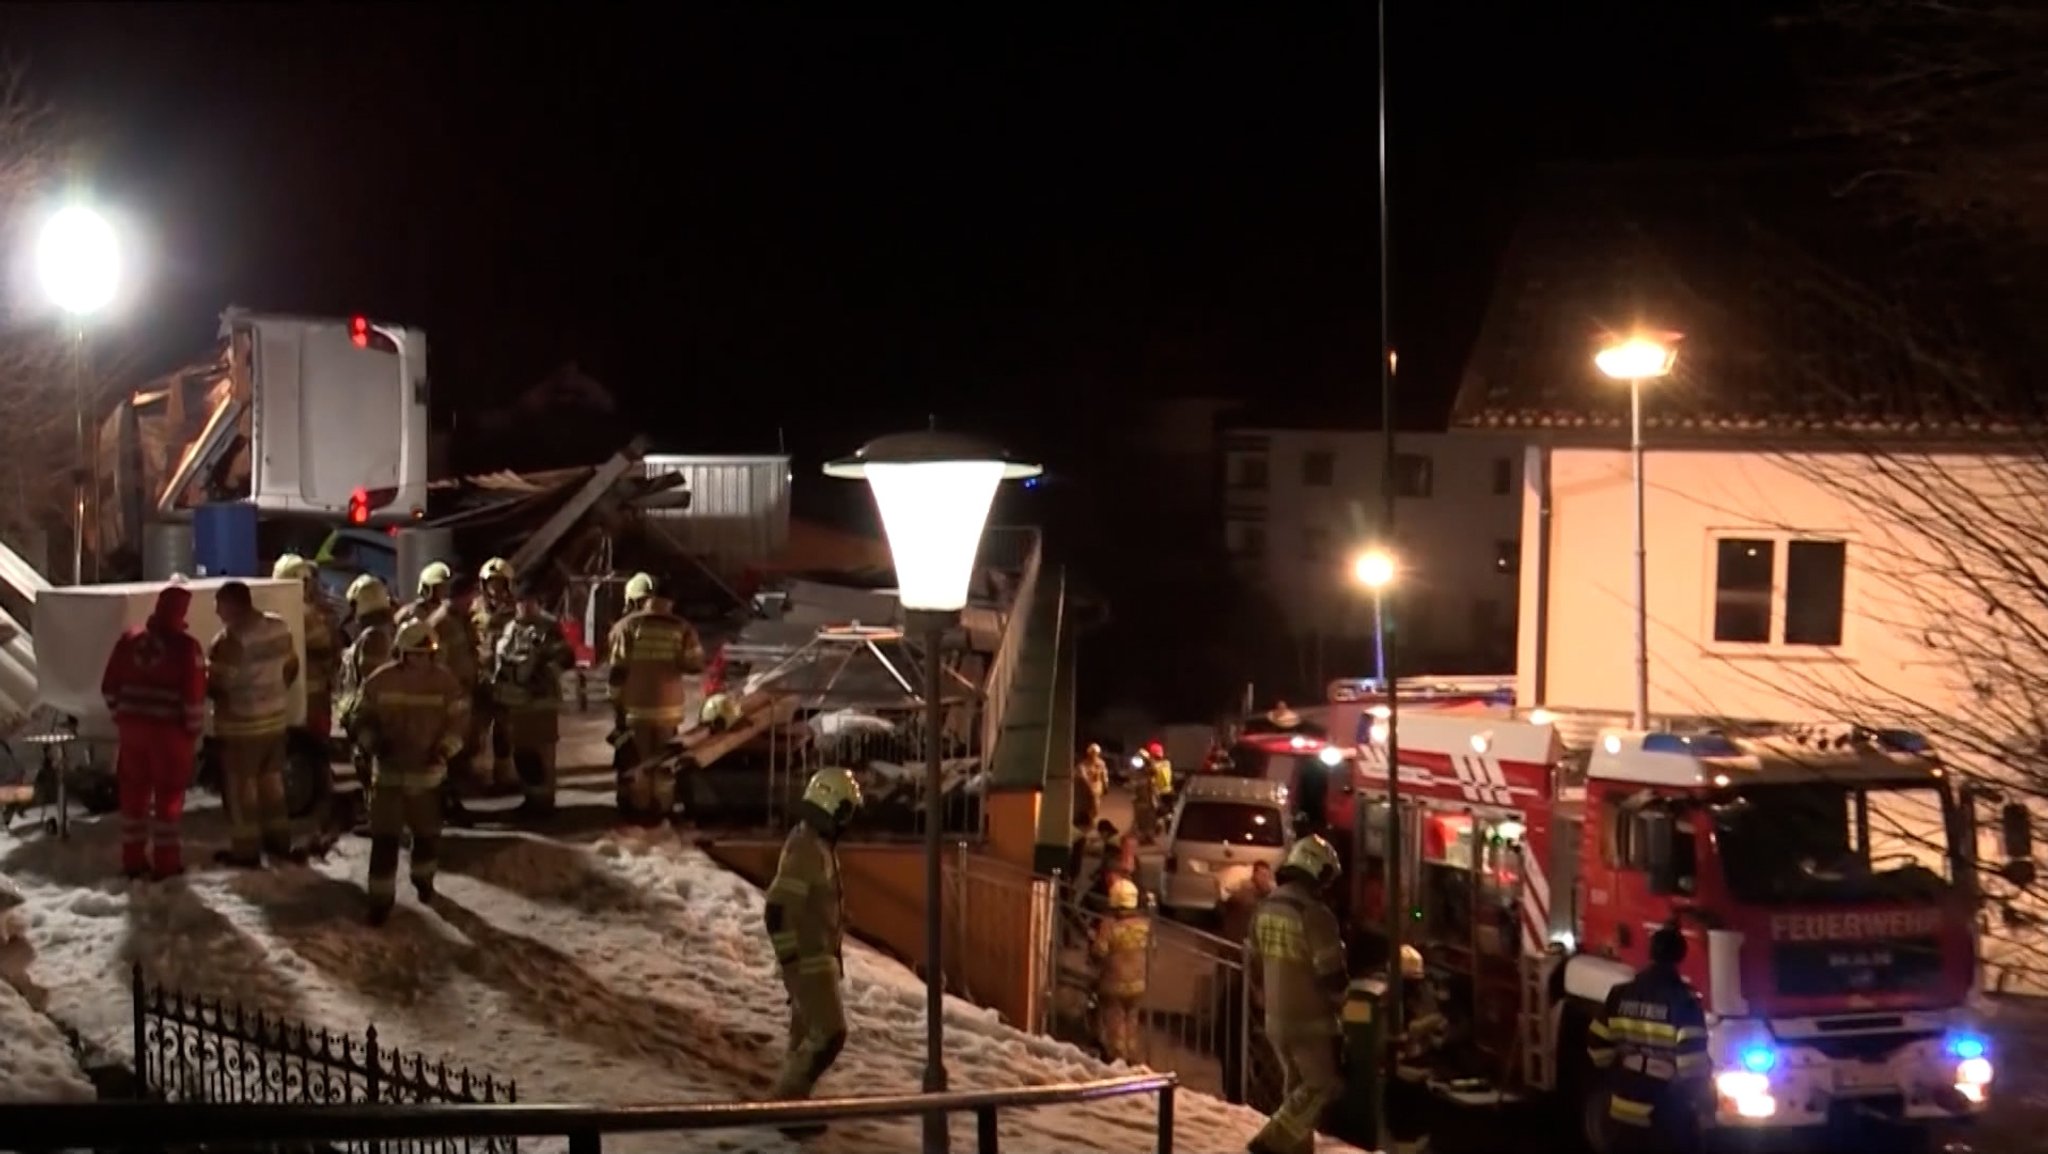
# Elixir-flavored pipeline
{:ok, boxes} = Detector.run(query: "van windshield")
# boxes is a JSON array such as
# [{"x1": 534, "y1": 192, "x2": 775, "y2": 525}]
[{"x1": 1174, "y1": 802, "x2": 1287, "y2": 848}]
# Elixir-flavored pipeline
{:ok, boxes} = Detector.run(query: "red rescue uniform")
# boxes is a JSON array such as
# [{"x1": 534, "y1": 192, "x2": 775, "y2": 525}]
[{"x1": 100, "y1": 587, "x2": 207, "y2": 877}]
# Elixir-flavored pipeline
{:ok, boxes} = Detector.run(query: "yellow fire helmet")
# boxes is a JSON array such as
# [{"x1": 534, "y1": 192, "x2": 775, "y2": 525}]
[
  {"x1": 480, "y1": 557, "x2": 514, "y2": 583},
  {"x1": 417, "y1": 561, "x2": 454, "y2": 595},
  {"x1": 802, "y1": 766, "x2": 864, "y2": 824},
  {"x1": 272, "y1": 553, "x2": 315, "y2": 582},
  {"x1": 1282, "y1": 833, "x2": 1343, "y2": 883},
  {"x1": 624, "y1": 571, "x2": 657, "y2": 604},
  {"x1": 1400, "y1": 944, "x2": 1425, "y2": 981},
  {"x1": 346, "y1": 574, "x2": 392, "y2": 615},
  {"x1": 394, "y1": 619, "x2": 438, "y2": 654},
  {"x1": 1109, "y1": 877, "x2": 1141, "y2": 911}
]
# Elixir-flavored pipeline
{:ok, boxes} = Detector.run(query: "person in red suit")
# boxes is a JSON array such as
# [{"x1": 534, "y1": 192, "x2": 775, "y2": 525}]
[{"x1": 100, "y1": 585, "x2": 207, "y2": 879}]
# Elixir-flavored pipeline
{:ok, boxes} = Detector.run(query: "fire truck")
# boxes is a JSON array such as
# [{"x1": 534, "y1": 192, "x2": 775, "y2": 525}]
[{"x1": 1336, "y1": 711, "x2": 2017, "y2": 1148}]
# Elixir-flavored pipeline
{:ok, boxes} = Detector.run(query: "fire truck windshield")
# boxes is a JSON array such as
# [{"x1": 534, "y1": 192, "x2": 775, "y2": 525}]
[{"x1": 1711, "y1": 781, "x2": 1954, "y2": 906}]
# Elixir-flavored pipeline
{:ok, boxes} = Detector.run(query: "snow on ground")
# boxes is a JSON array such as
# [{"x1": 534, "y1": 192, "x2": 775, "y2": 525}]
[
  {"x1": 0, "y1": 880, "x2": 95, "y2": 1103},
  {"x1": 0, "y1": 789, "x2": 1356, "y2": 1153}
]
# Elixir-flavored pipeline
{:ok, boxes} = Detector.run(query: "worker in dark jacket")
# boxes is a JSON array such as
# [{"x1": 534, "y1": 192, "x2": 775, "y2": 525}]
[{"x1": 1587, "y1": 925, "x2": 1710, "y2": 1152}]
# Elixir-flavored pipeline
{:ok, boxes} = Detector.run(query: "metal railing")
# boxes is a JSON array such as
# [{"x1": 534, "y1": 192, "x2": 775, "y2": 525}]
[
  {"x1": 131, "y1": 964, "x2": 517, "y2": 1153},
  {"x1": 1043, "y1": 877, "x2": 1284, "y2": 1110},
  {"x1": 759, "y1": 704, "x2": 985, "y2": 840},
  {"x1": 979, "y1": 527, "x2": 1044, "y2": 775},
  {"x1": 0, "y1": 1072, "x2": 1179, "y2": 1154}
]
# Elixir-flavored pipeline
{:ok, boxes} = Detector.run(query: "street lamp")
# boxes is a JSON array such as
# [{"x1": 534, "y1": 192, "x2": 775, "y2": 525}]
[
  {"x1": 824, "y1": 430, "x2": 1041, "y2": 1154},
  {"x1": 1595, "y1": 332, "x2": 1678, "y2": 731},
  {"x1": 36, "y1": 204, "x2": 122, "y2": 585},
  {"x1": 1347, "y1": 543, "x2": 1405, "y2": 1043}
]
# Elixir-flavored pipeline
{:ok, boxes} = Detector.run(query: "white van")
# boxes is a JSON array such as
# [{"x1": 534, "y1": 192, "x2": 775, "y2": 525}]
[{"x1": 1159, "y1": 775, "x2": 1294, "y2": 917}]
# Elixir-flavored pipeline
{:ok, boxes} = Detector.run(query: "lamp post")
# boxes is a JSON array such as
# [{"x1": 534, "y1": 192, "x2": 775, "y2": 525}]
[
  {"x1": 36, "y1": 204, "x2": 122, "y2": 585},
  {"x1": 1349, "y1": 546, "x2": 1403, "y2": 1034},
  {"x1": 1594, "y1": 334, "x2": 1678, "y2": 731},
  {"x1": 825, "y1": 431, "x2": 1041, "y2": 1154}
]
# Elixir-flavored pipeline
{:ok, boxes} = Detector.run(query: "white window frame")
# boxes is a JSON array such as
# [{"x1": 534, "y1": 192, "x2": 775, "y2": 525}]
[{"x1": 1701, "y1": 529, "x2": 1853, "y2": 655}]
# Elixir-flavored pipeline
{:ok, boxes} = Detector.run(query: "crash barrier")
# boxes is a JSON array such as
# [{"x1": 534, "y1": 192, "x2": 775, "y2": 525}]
[
  {"x1": 1044, "y1": 875, "x2": 1285, "y2": 1111},
  {"x1": 131, "y1": 963, "x2": 519, "y2": 1153},
  {"x1": 0, "y1": 1073, "x2": 1180, "y2": 1154}
]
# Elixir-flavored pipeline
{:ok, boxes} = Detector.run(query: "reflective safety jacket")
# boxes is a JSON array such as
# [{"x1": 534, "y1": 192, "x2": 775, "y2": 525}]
[
  {"x1": 607, "y1": 609, "x2": 705, "y2": 728},
  {"x1": 426, "y1": 602, "x2": 483, "y2": 691},
  {"x1": 1587, "y1": 965, "x2": 1711, "y2": 1128},
  {"x1": 492, "y1": 611, "x2": 573, "y2": 712},
  {"x1": 303, "y1": 595, "x2": 342, "y2": 703},
  {"x1": 763, "y1": 817, "x2": 845, "y2": 978},
  {"x1": 1090, "y1": 912, "x2": 1152, "y2": 999},
  {"x1": 352, "y1": 657, "x2": 469, "y2": 790},
  {"x1": 394, "y1": 597, "x2": 438, "y2": 629},
  {"x1": 473, "y1": 596, "x2": 518, "y2": 669},
  {"x1": 102, "y1": 622, "x2": 206, "y2": 735},
  {"x1": 1151, "y1": 756, "x2": 1174, "y2": 796},
  {"x1": 1248, "y1": 880, "x2": 1347, "y2": 1039},
  {"x1": 208, "y1": 613, "x2": 299, "y2": 739}
]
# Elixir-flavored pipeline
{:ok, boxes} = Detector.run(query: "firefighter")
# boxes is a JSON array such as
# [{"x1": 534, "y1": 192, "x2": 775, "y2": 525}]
[
  {"x1": 339, "y1": 575, "x2": 398, "y2": 803},
  {"x1": 100, "y1": 585, "x2": 207, "y2": 880},
  {"x1": 492, "y1": 574, "x2": 574, "y2": 816},
  {"x1": 1247, "y1": 834, "x2": 1348, "y2": 1154},
  {"x1": 426, "y1": 574, "x2": 485, "y2": 824},
  {"x1": 474, "y1": 557, "x2": 520, "y2": 793},
  {"x1": 699, "y1": 690, "x2": 744, "y2": 733},
  {"x1": 763, "y1": 766, "x2": 863, "y2": 1133},
  {"x1": 1131, "y1": 743, "x2": 1163, "y2": 843},
  {"x1": 1587, "y1": 925, "x2": 1710, "y2": 1152},
  {"x1": 207, "y1": 581, "x2": 302, "y2": 867},
  {"x1": 607, "y1": 574, "x2": 705, "y2": 822},
  {"x1": 1147, "y1": 740, "x2": 1175, "y2": 808},
  {"x1": 604, "y1": 572, "x2": 658, "y2": 776},
  {"x1": 1075, "y1": 742, "x2": 1108, "y2": 828},
  {"x1": 621, "y1": 570, "x2": 656, "y2": 616},
  {"x1": 1090, "y1": 876, "x2": 1151, "y2": 1065},
  {"x1": 273, "y1": 554, "x2": 340, "y2": 740},
  {"x1": 351, "y1": 620, "x2": 468, "y2": 925},
  {"x1": 397, "y1": 560, "x2": 453, "y2": 627}
]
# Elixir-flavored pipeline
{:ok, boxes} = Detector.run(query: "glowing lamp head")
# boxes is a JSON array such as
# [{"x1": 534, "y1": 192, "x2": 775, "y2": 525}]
[
  {"x1": 1594, "y1": 333, "x2": 1680, "y2": 382},
  {"x1": 1316, "y1": 745, "x2": 1345, "y2": 767},
  {"x1": 1352, "y1": 548, "x2": 1396, "y2": 590},
  {"x1": 37, "y1": 204, "x2": 121, "y2": 317},
  {"x1": 350, "y1": 315, "x2": 370, "y2": 348},
  {"x1": 825, "y1": 432, "x2": 1041, "y2": 614}
]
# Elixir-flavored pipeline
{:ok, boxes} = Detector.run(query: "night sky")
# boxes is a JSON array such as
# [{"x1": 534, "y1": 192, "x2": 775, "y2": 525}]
[{"x1": 4, "y1": 2, "x2": 1797, "y2": 464}]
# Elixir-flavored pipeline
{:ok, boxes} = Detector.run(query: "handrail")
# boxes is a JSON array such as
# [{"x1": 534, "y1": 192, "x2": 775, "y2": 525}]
[
  {"x1": 0, "y1": 1072, "x2": 1178, "y2": 1154},
  {"x1": 979, "y1": 526, "x2": 1044, "y2": 766}
]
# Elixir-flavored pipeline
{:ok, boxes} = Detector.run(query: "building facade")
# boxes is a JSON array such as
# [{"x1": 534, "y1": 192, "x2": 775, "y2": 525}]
[{"x1": 1219, "y1": 427, "x2": 1525, "y2": 669}]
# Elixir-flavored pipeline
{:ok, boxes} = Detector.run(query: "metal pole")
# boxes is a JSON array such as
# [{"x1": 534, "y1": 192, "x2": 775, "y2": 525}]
[
  {"x1": 1371, "y1": 592, "x2": 1386, "y2": 688},
  {"x1": 1374, "y1": 0, "x2": 1405, "y2": 1039},
  {"x1": 71, "y1": 326, "x2": 87, "y2": 586},
  {"x1": 922, "y1": 614, "x2": 950, "y2": 1154},
  {"x1": 1629, "y1": 375, "x2": 1649, "y2": 730}
]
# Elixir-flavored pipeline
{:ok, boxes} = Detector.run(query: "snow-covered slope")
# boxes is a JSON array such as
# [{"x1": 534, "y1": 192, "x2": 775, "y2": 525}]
[{"x1": 0, "y1": 791, "x2": 1355, "y2": 1152}]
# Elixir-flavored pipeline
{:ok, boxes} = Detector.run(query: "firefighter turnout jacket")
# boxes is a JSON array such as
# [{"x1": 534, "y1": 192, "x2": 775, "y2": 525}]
[
  {"x1": 492, "y1": 612, "x2": 573, "y2": 724},
  {"x1": 302, "y1": 594, "x2": 340, "y2": 711},
  {"x1": 1090, "y1": 911, "x2": 1151, "y2": 999},
  {"x1": 765, "y1": 818, "x2": 845, "y2": 973},
  {"x1": 1587, "y1": 964, "x2": 1711, "y2": 1130},
  {"x1": 607, "y1": 608, "x2": 705, "y2": 729},
  {"x1": 337, "y1": 614, "x2": 396, "y2": 732},
  {"x1": 208, "y1": 612, "x2": 299, "y2": 739},
  {"x1": 426, "y1": 602, "x2": 483, "y2": 691},
  {"x1": 102, "y1": 620, "x2": 207, "y2": 735},
  {"x1": 353, "y1": 658, "x2": 470, "y2": 789},
  {"x1": 1249, "y1": 880, "x2": 1348, "y2": 1038}
]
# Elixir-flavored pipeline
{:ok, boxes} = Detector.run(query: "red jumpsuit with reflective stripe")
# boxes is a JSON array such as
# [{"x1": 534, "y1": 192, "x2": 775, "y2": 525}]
[{"x1": 101, "y1": 604, "x2": 207, "y2": 876}]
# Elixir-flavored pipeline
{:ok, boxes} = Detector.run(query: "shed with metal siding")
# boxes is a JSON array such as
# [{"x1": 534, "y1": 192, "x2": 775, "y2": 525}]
[{"x1": 640, "y1": 454, "x2": 792, "y2": 573}]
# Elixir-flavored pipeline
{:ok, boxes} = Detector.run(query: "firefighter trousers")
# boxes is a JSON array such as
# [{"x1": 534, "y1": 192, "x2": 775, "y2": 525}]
[
  {"x1": 617, "y1": 721, "x2": 677, "y2": 817},
  {"x1": 218, "y1": 734, "x2": 291, "y2": 859},
  {"x1": 1096, "y1": 994, "x2": 1143, "y2": 1065},
  {"x1": 365, "y1": 778, "x2": 443, "y2": 914},
  {"x1": 774, "y1": 959, "x2": 848, "y2": 1100},
  {"x1": 306, "y1": 692, "x2": 333, "y2": 745},
  {"x1": 484, "y1": 701, "x2": 517, "y2": 788},
  {"x1": 1251, "y1": 1033, "x2": 1340, "y2": 1154},
  {"x1": 116, "y1": 723, "x2": 195, "y2": 876},
  {"x1": 1132, "y1": 789, "x2": 1158, "y2": 841},
  {"x1": 503, "y1": 708, "x2": 559, "y2": 808}
]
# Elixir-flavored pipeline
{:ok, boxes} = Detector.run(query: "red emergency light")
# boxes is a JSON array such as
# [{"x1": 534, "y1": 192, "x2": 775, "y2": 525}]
[
  {"x1": 348, "y1": 487, "x2": 370, "y2": 525},
  {"x1": 349, "y1": 315, "x2": 369, "y2": 348}
]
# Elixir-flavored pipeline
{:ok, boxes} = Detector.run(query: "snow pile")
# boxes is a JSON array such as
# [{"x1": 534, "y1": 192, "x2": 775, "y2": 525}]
[
  {"x1": 0, "y1": 901, "x2": 94, "y2": 1103},
  {"x1": 0, "y1": 793, "x2": 1356, "y2": 1152}
]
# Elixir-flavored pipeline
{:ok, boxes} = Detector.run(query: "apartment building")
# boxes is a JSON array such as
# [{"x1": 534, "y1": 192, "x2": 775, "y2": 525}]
[{"x1": 1220, "y1": 427, "x2": 1526, "y2": 668}]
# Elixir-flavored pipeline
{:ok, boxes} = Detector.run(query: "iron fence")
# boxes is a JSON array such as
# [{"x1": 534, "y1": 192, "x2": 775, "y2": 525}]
[
  {"x1": 133, "y1": 964, "x2": 517, "y2": 1154},
  {"x1": 1043, "y1": 876, "x2": 1285, "y2": 1109},
  {"x1": 760, "y1": 702, "x2": 986, "y2": 840},
  {"x1": 0, "y1": 1072, "x2": 1178, "y2": 1154}
]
